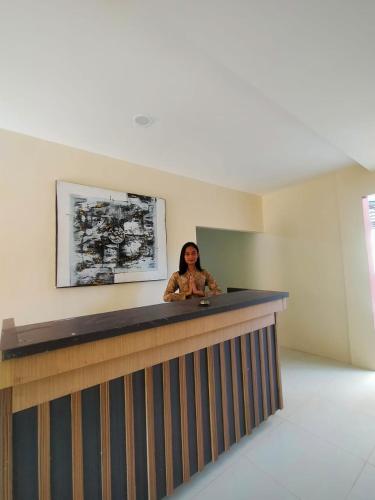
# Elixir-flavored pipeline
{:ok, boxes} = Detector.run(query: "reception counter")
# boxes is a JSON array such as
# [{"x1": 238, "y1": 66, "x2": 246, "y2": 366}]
[{"x1": 0, "y1": 289, "x2": 288, "y2": 500}]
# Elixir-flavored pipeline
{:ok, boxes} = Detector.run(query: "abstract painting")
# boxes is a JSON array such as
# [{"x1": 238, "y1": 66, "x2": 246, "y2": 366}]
[{"x1": 56, "y1": 181, "x2": 167, "y2": 287}]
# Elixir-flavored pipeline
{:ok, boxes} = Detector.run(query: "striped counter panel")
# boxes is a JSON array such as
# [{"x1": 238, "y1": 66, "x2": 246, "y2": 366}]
[{"x1": 5, "y1": 326, "x2": 282, "y2": 500}]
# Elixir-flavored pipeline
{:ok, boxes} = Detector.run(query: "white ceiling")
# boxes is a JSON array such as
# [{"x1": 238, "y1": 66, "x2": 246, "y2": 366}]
[{"x1": 1, "y1": 0, "x2": 374, "y2": 193}]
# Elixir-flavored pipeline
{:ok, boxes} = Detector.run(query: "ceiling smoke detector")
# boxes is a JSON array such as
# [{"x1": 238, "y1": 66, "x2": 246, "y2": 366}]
[{"x1": 133, "y1": 114, "x2": 154, "y2": 128}]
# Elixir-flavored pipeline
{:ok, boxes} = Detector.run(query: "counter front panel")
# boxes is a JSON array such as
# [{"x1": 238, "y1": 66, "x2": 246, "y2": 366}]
[{"x1": 0, "y1": 290, "x2": 287, "y2": 500}]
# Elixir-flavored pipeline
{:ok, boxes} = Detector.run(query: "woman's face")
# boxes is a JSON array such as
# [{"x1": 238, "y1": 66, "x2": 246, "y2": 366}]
[{"x1": 184, "y1": 246, "x2": 199, "y2": 266}]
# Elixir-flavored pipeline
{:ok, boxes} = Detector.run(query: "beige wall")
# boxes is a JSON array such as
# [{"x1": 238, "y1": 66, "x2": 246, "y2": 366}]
[
  {"x1": 2, "y1": 128, "x2": 374, "y2": 370},
  {"x1": 0, "y1": 129, "x2": 263, "y2": 325},
  {"x1": 252, "y1": 166, "x2": 375, "y2": 370},
  {"x1": 335, "y1": 167, "x2": 375, "y2": 369},
  {"x1": 254, "y1": 174, "x2": 351, "y2": 364}
]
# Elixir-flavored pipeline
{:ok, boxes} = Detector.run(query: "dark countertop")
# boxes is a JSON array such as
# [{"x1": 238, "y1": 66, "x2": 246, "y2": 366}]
[{"x1": 0, "y1": 289, "x2": 288, "y2": 360}]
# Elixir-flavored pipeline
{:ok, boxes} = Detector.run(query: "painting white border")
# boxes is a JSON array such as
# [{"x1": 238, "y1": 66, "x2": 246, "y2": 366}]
[{"x1": 56, "y1": 181, "x2": 167, "y2": 287}]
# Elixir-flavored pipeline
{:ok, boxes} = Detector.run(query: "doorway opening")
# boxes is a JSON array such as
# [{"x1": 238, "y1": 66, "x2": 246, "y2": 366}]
[{"x1": 196, "y1": 227, "x2": 257, "y2": 293}]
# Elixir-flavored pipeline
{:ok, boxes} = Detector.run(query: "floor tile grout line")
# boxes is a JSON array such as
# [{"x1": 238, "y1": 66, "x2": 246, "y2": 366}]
[
  {"x1": 233, "y1": 418, "x2": 287, "y2": 456},
  {"x1": 191, "y1": 453, "x2": 302, "y2": 500},
  {"x1": 279, "y1": 412, "x2": 369, "y2": 463},
  {"x1": 243, "y1": 453, "x2": 302, "y2": 499},
  {"x1": 173, "y1": 452, "x2": 245, "y2": 499},
  {"x1": 236, "y1": 419, "x2": 290, "y2": 458},
  {"x1": 185, "y1": 455, "x2": 261, "y2": 500},
  {"x1": 343, "y1": 460, "x2": 367, "y2": 500},
  {"x1": 281, "y1": 392, "x2": 375, "y2": 424},
  {"x1": 306, "y1": 390, "x2": 375, "y2": 422}
]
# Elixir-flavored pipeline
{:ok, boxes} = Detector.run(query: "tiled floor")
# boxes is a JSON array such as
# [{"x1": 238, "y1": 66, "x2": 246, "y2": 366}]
[{"x1": 172, "y1": 348, "x2": 375, "y2": 499}]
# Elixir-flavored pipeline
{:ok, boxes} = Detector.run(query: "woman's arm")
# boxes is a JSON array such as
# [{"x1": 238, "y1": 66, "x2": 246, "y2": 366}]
[
  {"x1": 205, "y1": 271, "x2": 222, "y2": 296},
  {"x1": 163, "y1": 272, "x2": 189, "y2": 302}
]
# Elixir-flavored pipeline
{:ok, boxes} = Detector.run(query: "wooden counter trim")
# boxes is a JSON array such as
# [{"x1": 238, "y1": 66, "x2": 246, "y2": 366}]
[
  {"x1": 1, "y1": 319, "x2": 15, "y2": 355},
  {"x1": 250, "y1": 334, "x2": 260, "y2": 427},
  {"x1": 71, "y1": 392, "x2": 84, "y2": 500},
  {"x1": 100, "y1": 382, "x2": 111, "y2": 500},
  {"x1": 145, "y1": 367, "x2": 157, "y2": 500},
  {"x1": 273, "y1": 321, "x2": 284, "y2": 409},
  {"x1": 163, "y1": 362, "x2": 174, "y2": 496},
  {"x1": 193, "y1": 351, "x2": 204, "y2": 471},
  {"x1": 230, "y1": 339, "x2": 241, "y2": 442},
  {"x1": 258, "y1": 330, "x2": 269, "y2": 420},
  {"x1": 207, "y1": 346, "x2": 218, "y2": 462},
  {"x1": 240, "y1": 335, "x2": 251, "y2": 434},
  {"x1": 12, "y1": 313, "x2": 275, "y2": 413},
  {"x1": 266, "y1": 326, "x2": 276, "y2": 414},
  {"x1": 0, "y1": 300, "x2": 285, "y2": 390},
  {"x1": 0, "y1": 388, "x2": 12, "y2": 500},
  {"x1": 38, "y1": 401, "x2": 51, "y2": 500},
  {"x1": 179, "y1": 356, "x2": 190, "y2": 482},
  {"x1": 125, "y1": 374, "x2": 136, "y2": 500},
  {"x1": 219, "y1": 342, "x2": 230, "y2": 450}
]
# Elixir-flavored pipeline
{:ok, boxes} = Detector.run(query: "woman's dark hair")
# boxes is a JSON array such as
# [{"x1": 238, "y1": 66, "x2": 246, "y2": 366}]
[{"x1": 178, "y1": 241, "x2": 203, "y2": 275}]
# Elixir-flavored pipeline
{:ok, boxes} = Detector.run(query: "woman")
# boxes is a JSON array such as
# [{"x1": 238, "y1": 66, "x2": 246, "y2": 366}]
[{"x1": 163, "y1": 242, "x2": 222, "y2": 302}]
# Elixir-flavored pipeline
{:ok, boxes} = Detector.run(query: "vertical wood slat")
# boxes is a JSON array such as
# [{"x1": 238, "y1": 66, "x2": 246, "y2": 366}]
[
  {"x1": 258, "y1": 330, "x2": 269, "y2": 419},
  {"x1": 100, "y1": 382, "x2": 112, "y2": 500},
  {"x1": 0, "y1": 388, "x2": 12, "y2": 500},
  {"x1": 163, "y1": 361, "x2": 174, "y2": 495},
  {"x1": 207, "y1": 346, "x2": 218, "y2": 462},
  {"x1": 71, "y1": 392, "x2": 83, "y2": 500},
  {"x1": 249, "y1": 333, "x2": 260, "y2": 427},
  {"x1": 145, "y1": 367, "x2": 157, "y2": 500},
  {"x1": 1, "y1": 306, "x2": 14, "y2": 500},
  {"x1": 38, "y1": 401, "x2": 51, "y2": 500},
  {"x1": 125, "y1": 374, "x2": 136, "y2": 500},
  {"x1": 219, "y1": 342, "x2": 230, "y2": 450},
  {"x1": 230, "y1": 339, "x2": 241, "y2": 442},
  {"x1": 193, "y1": 351, "x2": 204, "y2": 472},
  {"x1": 273, "y1": 320, "x2": 284, "y2": 409},
  {"x1": 240, "y1": 335, "x2": 252, "y2": 434},
  {"x1": 266, "y1": 327, "x2": 277, "y2": 414},
  {"x1": 179, "y1": 356, "x2": 190, "y2": 482}
]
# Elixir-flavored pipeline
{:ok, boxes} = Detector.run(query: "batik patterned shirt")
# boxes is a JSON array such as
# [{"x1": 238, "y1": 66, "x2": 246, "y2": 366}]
[{"x1": 163, "y1": 269, "x2": 222, "y2": 302}]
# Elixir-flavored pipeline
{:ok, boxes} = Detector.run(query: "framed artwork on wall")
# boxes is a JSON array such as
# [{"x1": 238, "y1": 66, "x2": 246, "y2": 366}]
[{"x1": 56, "y1": 181, "x2": 167, "y2": 287}]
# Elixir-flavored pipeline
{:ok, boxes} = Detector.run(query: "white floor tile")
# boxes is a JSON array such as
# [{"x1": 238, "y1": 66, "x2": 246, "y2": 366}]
[
  {"x1": 285, "y1": 396, "x2": 375, "y2": 460},
  {"x1": 347, "y1": 463, "x2": 375, "y2": 500},
  {"x1": 244, "y1": 419, "x2": 364, "y2": 500},
  {"x1": 234, "y1": 414, "x2": 285, "y2": 454},
  {"x1": 190, "y1": 456, "x2": 299, "y2": 500},
  {"x1": 320, "y1": 369, "x2": 375, "y2": 417},
  {"x1": 278, "y1": 349, "x2": 345, "y2": 418},
  {"x1": 279, "y1": 387, "x2": 314, "y2": 419},
  {"x1": 367, "y1": 447, "x2": 375, "y2": 467},
  {"x1": 172, "y1": 450, "x2": 244, "y2": 499}
]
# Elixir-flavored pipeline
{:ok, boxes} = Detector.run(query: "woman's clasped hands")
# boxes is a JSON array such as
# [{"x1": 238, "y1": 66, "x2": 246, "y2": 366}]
[{"x1": 187, "y1": 274, "x2": 204, "y2": 298}]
